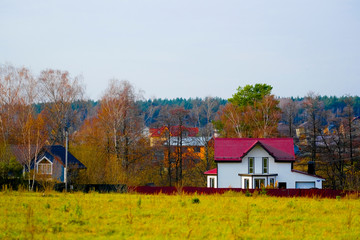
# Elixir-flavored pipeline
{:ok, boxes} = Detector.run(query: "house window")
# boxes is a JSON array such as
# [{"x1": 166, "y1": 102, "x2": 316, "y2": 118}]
[
  {"x1": 194, "y1": 147, "x2": 201, "y2": 153},
  {"x1": 244, "y1": 178, "x2": 250, "y2": 189},
  {"x1": 248, "y1": 157, "x2": 254, "y2": 174},
  {"x1": 254, "y1": 178, "x2": 265, "y2": 189},
  {"x1": 278, "y1": 182, "x2": 287, "y2": 189},
  {"x1": 262, "y1": 157, "x2": 269, "y2": 174},
  {"x1": 209, "y1": 177, "x2": 215, "y2": 188},
  {"x1": 37, "y1": 158, "x2": 52, "y2": 174}
]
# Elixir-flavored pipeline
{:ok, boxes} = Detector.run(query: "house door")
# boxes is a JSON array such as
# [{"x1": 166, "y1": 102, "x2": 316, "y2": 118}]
[
  {"x1": 254, "y1": 178, "x2": 265, "y2": 189},
  {"x1": 209, "y1": 177, "x2": 215, "y2": 188},
  {"x1": 243, "y1": 178, "x2": 250, "y2": 189}
]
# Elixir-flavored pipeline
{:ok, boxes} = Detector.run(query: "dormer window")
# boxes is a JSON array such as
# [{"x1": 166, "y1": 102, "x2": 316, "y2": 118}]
[
  {"x1": 248, "y1": 157, "x2": 254, "y2": 174},
  {"x1": 37, "y1": 158, "x2": 52, "y2": 174}
]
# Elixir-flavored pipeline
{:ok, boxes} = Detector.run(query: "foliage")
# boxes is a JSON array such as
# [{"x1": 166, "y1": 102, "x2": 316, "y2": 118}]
[
  {"x1": 38, "y1": 69, "x2": 85, "y2": 144},
  {"x1": 2, "y1": 63, "x2": 360, "y2": 190},
  {"x1": 228, "y1": 83, "x2": 273, "y2": 107},
  {"x1": 0, "y1": 155, "x2": 23, "y2": 180},
  {"x1": 215, "y1": 84, "x2": 281, "y2": 138}
]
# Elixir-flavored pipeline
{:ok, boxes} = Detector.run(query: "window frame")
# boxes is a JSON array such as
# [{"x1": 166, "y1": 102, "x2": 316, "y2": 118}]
[
  {"x1": 269, "y1": 178, "x2": 275, "y2": 187},
  {"x1": 194, "y1": 146, "x2": 201, "y2": 153},
  {"x1": 262, "y1": 157, "x2": 269, "y2": 174},
  {"x1": 248, "y1": 157, "x2": 254, "y2": 174},
  {"x1": 244, "y1": 178, "x2": 250, "y2": 189},
  {"x1": 254, "y1": 178, "x2": 265, "y2": 189},
  {"x1": 36, "y1": 157, "x2": 52, "y2": 175},
  {"x1": 210, "y1": 177, "x2": 215, "y2": 188}
]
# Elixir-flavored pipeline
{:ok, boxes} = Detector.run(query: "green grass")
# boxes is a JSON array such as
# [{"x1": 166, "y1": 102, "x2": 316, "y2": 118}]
[{"x1": 0, "y1": 191, "x2": 359, "y2": 239}]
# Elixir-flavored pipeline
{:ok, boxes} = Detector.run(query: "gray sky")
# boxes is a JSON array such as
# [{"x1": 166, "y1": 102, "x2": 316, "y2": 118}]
[{"x1": 1, "y1": 0, "x2": 359, "y2": 100}]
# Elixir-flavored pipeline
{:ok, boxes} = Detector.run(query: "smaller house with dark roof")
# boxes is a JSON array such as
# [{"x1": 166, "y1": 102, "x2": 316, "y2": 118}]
[
  {"x1": 205, "y1": 138, "x2": 324, "y2": 189},
  {"x1": 29, "y1": 145, "x2": 86, "y2": 183}
]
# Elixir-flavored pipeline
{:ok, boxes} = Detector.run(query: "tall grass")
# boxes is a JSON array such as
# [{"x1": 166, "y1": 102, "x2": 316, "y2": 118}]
[{"x1": 0, "y1": 191, "x2": 359, "y2": 239}]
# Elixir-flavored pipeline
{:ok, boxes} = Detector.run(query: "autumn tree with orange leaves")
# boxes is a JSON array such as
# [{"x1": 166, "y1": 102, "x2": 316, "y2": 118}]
[
  {"x1": 0, "y1": 64, "x2": 48, "y2": 189},
  {"x1": 214, "y1": 84, "x2": 281, "y2": 138},
  {"x1": 73, "y1": 80, "x2": 153, "y2": 185}
]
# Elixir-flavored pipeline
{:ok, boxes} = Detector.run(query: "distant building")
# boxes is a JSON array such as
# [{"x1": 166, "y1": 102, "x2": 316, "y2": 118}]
[
  {"x1": 149, "y1": 125, "x2": 199, "y2": 147},
  {"x1": 14, "y1": 145, "x2": 86, "y2": 183}
]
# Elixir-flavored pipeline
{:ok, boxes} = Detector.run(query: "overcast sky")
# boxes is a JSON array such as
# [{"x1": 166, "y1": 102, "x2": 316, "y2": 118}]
[{"x1": 1, "y1": 0, "x2": 359, "y2": 100}]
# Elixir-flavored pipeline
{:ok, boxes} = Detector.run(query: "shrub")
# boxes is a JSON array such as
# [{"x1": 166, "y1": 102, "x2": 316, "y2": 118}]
[{"x1": 192, "y1": 198, "x2": 200, "y2": 204}]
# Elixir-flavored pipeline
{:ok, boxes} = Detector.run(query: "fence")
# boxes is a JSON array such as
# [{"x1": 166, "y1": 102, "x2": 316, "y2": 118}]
[
  {"x1": 1, "y1": 180, "x2": 356, "y2": 198},
  {"x1": 129, "y1": 186, "x2": 354, "y2": 199}
]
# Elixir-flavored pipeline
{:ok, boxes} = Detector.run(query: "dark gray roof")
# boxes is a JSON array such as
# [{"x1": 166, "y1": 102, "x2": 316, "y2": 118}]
[
  {"x1": 42, "y1": 145, "x2": 86, "y2": 169},
  {"x1": 10, "y1": 145, "x2": 86, "y2": 169}
]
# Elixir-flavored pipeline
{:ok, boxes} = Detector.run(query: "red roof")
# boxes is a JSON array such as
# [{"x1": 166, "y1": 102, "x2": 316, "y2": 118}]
[
  {"x1": 150, "y1": 126, "x2": 198, "y2": 137},
  {"x1": 204, "y1": 168, "x2": 217, "y2": 175},
  {"x1": 215, "y1": 138, "x2": 295, "y2": 162}
]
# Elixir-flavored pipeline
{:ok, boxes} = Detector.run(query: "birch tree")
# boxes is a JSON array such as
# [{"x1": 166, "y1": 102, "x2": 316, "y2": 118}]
[
  {"x1": 98, "y1": 79, "x2": 149, "y2": 184},
  {"x1": 214, "y1": 84, "x2": 280, "y2": 138},
  {"x1": 0, "y1": 64, "x2": 48, "y2": 190},
  {"x1": 39, "y1": 69, "x2": 84, "y2": 144}
]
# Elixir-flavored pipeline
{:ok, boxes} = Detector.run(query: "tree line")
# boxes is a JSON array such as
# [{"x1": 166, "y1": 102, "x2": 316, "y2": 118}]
[{"x1": 1, "y1": 63, "x2": 359, "y2": 189}]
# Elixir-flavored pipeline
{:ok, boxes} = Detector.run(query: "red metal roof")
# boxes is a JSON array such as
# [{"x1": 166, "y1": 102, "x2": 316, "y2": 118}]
[
  {"x1": 150, "y1": 126, "x2": 199, "y2": 137},
  {"x1": 215, "y1": 138, "x2": 295, "y2": 162},
  {"x1": 204, "y1": 168, "x2": 217, "y2": 175}
]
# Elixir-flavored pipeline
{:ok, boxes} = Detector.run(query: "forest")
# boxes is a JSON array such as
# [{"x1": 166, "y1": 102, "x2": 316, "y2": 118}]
[{"x1": 1, "y1": 64, "x2": 360, "y2": 190}]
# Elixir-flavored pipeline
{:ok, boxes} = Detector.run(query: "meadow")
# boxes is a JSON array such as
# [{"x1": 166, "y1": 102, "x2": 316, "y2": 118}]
[{"x1": 0, "y1": 190, "x2": 359, "y2": 239}]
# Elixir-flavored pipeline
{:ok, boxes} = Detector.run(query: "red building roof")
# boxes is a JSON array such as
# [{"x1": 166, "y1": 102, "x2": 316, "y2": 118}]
[
  {"x1": 204, "y1": 168, "x2": 217, "y2": 175},
  {"x1": 150, "y1": 126, "x2": 199, "y2": 137},
  {"x1": 215, "y1": 138, "x2": 295, "y2": 162}
]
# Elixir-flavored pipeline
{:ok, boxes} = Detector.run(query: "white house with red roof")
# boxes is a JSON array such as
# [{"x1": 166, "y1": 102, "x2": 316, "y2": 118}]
[{"x1": 204, "y1": 138, "x2": 324, "y2": 189}]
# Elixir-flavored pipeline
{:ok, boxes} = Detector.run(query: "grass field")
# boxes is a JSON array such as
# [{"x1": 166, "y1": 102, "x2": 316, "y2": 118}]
[{"x1": 0, "y1": 191, "x2": 359, "y2": 239}]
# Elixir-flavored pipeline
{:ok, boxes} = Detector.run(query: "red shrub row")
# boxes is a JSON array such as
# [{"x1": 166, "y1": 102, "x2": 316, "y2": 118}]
[{"x1": 128, "y1": 186, "x2": 355, "y2": 199}]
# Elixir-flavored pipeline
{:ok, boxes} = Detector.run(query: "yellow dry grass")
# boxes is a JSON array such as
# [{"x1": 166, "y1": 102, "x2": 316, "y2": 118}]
[{"x1": 0, "y1": 190, "x2": 359, "y2": 239}]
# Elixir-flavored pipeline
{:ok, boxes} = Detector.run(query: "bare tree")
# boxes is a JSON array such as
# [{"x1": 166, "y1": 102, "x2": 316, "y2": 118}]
[
  {"x1": 156, "y1": 106, "x2": 176, "y2": 186},
  {"x1": 279, "y1": 98, "x2": 299, "y2": 137},
  {"x1": 169, "y1": 107, "x2": 190, "y2": 185},
  {"x1": 0, "y1": 64, "x2": 47, "y2": 190},
  {"x1": 202, "y1": 96, "x2": 219, "y2": 126},
  {"x1": 302, "y1": 92, "x2": 326, "y2": 170},
  {"x1": 39, "y1": 69, "x2": 84, "y2": 144},
  {"x1": 0, "y1": 64, "x2": 24, "y2": 143},
  {"x1": 98, "y1": 79, "x2": 148, "y2": 184}
]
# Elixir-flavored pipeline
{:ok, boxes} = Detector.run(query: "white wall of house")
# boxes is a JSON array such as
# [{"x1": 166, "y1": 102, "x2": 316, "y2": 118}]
[
  {"x1": 249, "y1": 146, "x2": 274, "y2": 174},
  {"x1": 218, "y1": 162, "x2": 242, "y2": 188},
  {"x1": 206, "y1": 175, "x2": 217, "y2": 188},
  {"x1": 218, "y1": 146, "x2": 277, "y2": 188},
  {"x1": 216, "y1": 145, "x2": 323, "y2": 189},
  {"x1": 288, "y1": 171, "x2": 323, "y2": 189}
]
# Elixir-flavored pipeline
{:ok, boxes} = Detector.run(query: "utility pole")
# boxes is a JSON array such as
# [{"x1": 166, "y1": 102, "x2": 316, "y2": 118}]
[{"x1": 65, "y1": 131, "x2": 68, "y2": 192}]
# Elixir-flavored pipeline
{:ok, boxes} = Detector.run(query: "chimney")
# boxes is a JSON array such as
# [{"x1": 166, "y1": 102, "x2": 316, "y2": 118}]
[{"x1": 308, "y1": 161, "x2": 315, "y2": 175}]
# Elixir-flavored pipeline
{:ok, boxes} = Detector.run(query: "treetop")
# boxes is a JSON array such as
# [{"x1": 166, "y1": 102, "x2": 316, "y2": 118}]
[{"x1": 228, "y1": 83, "x2": 273, "y2": 107}]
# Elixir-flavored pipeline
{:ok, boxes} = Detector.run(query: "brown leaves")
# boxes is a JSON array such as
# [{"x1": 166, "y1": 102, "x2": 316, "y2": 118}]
[{"x1": 216, "y1": 95, "x2": 280, "y2": 138}]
